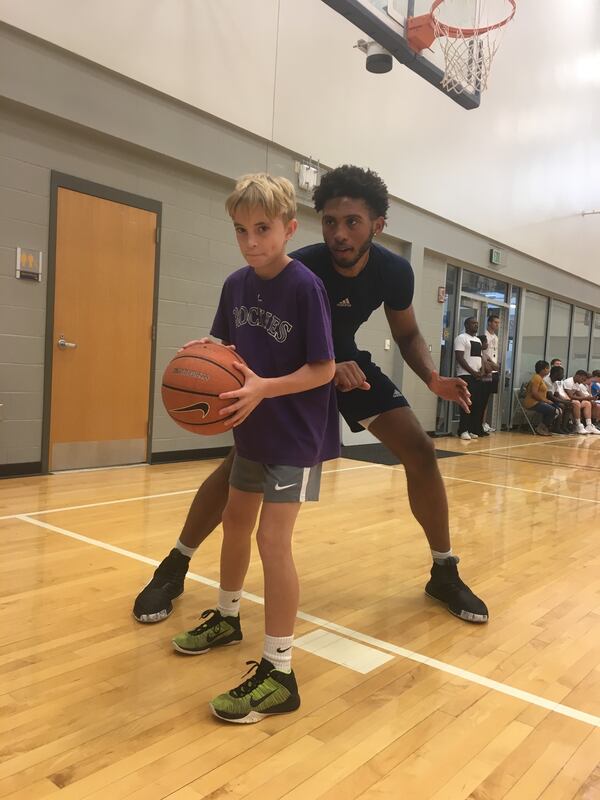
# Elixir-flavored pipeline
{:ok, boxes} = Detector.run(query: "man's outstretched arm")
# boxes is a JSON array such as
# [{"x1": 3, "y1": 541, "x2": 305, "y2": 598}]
[{"x1": 384, "y1": 304, "x2": 471, "y2": 413}]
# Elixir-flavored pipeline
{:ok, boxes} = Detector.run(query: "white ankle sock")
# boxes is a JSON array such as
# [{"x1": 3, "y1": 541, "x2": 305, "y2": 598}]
[
  {"x1": 175, "y1": 538, "x2": 197, "y2": 558},
  {"x1": 217, "y1": 587, "x2": 242, "y2": 618},
  {"x1": 263, "y1": 634, "x2": 294, "y2": 672},
  {"x1": 431, "y1": 548, "x2": 453, "y2": 565}
]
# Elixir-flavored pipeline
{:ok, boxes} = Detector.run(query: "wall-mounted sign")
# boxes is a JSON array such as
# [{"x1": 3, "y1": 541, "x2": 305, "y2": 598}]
[
  {"x1": 489, "y1": 247, "x2": 502, "y2": 266},
  {"x1": 16, "y1": 247, "x2": 43, "y2": 281},
  {"x1": 437, "y1": 286, "x2": 446, "y2": 303}
]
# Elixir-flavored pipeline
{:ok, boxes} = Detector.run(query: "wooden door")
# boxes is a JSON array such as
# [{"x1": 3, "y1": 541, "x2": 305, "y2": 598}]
[{"x1": 49, "y1": 188, "x2": 157, "y2": 470}]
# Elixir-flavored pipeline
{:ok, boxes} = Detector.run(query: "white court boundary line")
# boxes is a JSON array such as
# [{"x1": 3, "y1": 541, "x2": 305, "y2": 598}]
[
  {"x1": 14, "y1": 513, "x2": 600, "y2": 729},
  {"x1": 452, "y1": 438, "x2": 570, "y2": 455},
  {"x1": 2, "y1": 454, "x2": 598, "y2": 522},
  {"x1": 0, "y1": 464, "x2": 375, "y2": 522},
  {"x1": 372, "y1": 463, "x2": 600, "y2": 505},
  {"x1": 440, "y1": 474, "x2": 600, "y2": 504}
]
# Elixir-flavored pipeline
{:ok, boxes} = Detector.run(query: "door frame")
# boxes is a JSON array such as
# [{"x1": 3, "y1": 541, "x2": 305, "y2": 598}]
[
  {"x1": 438, "y1": 269, "x2": 515, "y2": 434},
  {"x1": 42, "y1": 172, "x2": 162, "y2": 473},
  {"x1": 451, "y1": 295, "x2": 511, "y2": 434}
]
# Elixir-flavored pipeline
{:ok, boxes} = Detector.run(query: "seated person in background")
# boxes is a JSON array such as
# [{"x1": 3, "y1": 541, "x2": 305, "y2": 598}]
[
  {"x1": 585, "y1": 370, "x2": 600, "y2": 411},
  {"x1": 523, "y1": 360, "x2": 557, "y2": 436},
  {"x1": 563, "y1": 370, "x2": 600, "y2": 434},
  {"x1": 544, "y1": 358, "x2": 563, "y2": 390},
  {"x1": 548, "y1": 365, "x2": 574, "y2": 433}
]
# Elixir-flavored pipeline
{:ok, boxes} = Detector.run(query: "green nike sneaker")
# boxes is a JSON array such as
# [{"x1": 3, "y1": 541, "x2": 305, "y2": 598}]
[
  {"x1": 172, "y1": 609, "x2": 242, "y2": 655},
  {"x1": 210, "y1": 658, "x2": 301, "y2": 724}
]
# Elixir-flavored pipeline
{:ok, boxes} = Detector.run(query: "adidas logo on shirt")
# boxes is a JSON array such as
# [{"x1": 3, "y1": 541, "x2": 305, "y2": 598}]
[{"x1": 336, "y1": 298, "x2": 352, "y2": 308}]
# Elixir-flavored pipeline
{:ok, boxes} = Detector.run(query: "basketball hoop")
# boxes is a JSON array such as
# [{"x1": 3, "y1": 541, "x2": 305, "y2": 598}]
[{"x1": 407, "y1": 0, "x2": 516, "y2": 95}]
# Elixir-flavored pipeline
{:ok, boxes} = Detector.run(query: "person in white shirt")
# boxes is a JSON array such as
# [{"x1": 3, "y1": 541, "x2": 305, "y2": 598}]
[
  {"x1": 543, "y1": 358, "x2": 562, "y2": 391},
  {"x1": 482, "y1": 315, "x2": 500, "y2": 433},
  {"x1": 548, "y1": 365, "x2": 574, "y2": 433},
  {"x1": 454, "y1": 317, "x2": 484, "y2": 441},
  {"x1": 562, "y1": 370, "x2": 600, "y2": 434}
]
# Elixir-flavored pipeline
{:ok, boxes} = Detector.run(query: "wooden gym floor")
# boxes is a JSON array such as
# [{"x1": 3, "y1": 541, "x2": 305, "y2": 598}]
[{"x1": 1, "y1": 431, "x2": 599, "y2": 799}]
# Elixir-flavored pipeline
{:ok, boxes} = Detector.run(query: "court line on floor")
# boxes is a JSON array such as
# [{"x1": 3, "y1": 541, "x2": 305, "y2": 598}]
[
  {"x1": 367, "y1": 462, "x2": 600, "y2": 505},
  {"x1": 469, "y1": 453, "x2": 600, "y2": 472},
  {"x1": 447, "y1": 438, "x2": 574, "y2": 455},
  {"x1": 14, "y1": 513, "x2": 600, "y2": 729},
  {"x1": 3, "y1": 454, "x2": 598, "y2": 522},
  {"x1": 433, "y1": 473, "x2": 599, "y2": 504},
  {"x1": 0, "y1": 463, "x2": 376, "y2": 521}
]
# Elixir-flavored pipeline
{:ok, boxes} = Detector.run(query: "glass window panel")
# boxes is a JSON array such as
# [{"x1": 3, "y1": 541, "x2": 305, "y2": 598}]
[
  {"x1": 502, "y1": 286, "x2": 520, "y2": 429},
  {"x1": 518, "y1": 291, "x2": 548, "y2": 387},
  {"x1": 460, "y1": 269, "x2": 508, "y2": 303},
  {"x1": 569, "y1": 307, "x2": 592, "y2": 375},
  {"x1": 591, "y1": 313, "x2": 600, "y2": 373},
  {"x1": 547, "y1": 299, "x2": 571, "y2": 367}
]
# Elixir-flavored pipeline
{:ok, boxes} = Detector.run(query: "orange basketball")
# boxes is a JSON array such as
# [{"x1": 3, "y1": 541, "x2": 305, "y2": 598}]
[{"x1": 161, "y1": 342, "x2": 245, "y2": 435}]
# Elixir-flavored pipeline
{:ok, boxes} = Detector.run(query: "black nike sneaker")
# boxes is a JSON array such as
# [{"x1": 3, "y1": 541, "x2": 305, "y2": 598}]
[
  {"x1": 132, "y1": 548, "x2": 189, "y2": 623},
  {"x1": 425, "y1": 557, "x2": 489, "y2": 623}
]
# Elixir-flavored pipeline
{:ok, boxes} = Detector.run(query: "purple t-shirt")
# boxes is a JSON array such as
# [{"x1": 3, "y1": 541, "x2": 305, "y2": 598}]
[{"x1": 211, "y1": 259, "x2": 340, "y2": 467}]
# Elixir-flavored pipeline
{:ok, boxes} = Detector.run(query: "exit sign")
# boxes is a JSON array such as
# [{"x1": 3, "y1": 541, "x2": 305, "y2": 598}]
[{"x1": 489, "y1": 248, "x2": 502, "y2": 266}]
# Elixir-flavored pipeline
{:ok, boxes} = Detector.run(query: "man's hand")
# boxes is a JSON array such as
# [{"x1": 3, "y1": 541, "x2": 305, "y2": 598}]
[
  {"x1": 334, "y1": 361, "x2": 371, "y2": 392},
  {"x1": 218, "y1": 362, "x2": 267, "y2": 428},
  {"x1": 427, "y1": 371, "x2": 471, "y2": 413}
]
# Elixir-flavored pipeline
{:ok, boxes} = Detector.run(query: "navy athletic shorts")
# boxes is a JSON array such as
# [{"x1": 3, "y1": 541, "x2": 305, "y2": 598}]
[{"x1": 336, "y1": 359, "x2": 410, "y2": 433}]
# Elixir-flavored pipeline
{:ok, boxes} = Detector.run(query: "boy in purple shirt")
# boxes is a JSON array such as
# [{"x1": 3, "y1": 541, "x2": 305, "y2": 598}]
[{"x1": 172, "y1": 174, "x2": 339, "y2": 723}]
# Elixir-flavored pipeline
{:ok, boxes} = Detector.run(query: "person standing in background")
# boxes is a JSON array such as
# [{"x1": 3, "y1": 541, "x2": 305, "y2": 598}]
[
  {"x1": 454, "y1": 317, "x2": 483, "y2": 441},
  {"x1": 482, "y1": 315, "x2": 500, "y2": 432}
]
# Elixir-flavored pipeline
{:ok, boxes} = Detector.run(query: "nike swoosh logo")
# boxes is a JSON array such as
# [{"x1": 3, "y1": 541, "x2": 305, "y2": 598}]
[
  {"x1": 249, "y1": 689, "x2": 278, "y2": 708},
  {"x1": 172, "y1": 401, "x2": 209, "y2": 416},
  {"x1": 274, "y1": 483, "x2": 297, "y2": 491},
  {"x1": 276, "y1": 646, "x2": 291, "y2": 653}
]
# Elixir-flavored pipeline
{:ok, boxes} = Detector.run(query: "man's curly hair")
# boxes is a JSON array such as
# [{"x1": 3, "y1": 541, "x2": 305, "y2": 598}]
[{"x1": 313, "y1": 165, "x2": 389, "y2": 220}]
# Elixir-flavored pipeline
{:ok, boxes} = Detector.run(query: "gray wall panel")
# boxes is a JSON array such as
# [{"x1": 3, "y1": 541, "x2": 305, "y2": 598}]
[
  {"x1": 0, "y1": 22, "x2": 598, "y2": 467},
  {"x1": 0, "y1": 186, "x2": 49, "y2": 225},
  {"x1": 0, "y1": 154, "x2": 49, "y2": 195}
]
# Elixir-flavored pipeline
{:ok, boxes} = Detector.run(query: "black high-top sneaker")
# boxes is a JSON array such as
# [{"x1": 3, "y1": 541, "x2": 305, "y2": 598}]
[
  {"x1": 133, "y1": 548, "x2": 189, "y2": 623},
  {"x1": 425, "y1": 557, "x2": 488, "y2": 623}
]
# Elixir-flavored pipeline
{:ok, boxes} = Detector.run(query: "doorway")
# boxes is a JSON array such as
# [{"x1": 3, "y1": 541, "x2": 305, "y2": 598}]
[
  {"x1": 454, "y1": 297, "x2": 509, "y2": 434},
  {"x1": 437, "y1": 267, "x2": 515, "y2": 435},
  {"x1": 43, "y1": 174, "x2": 161, "y2": 471}
]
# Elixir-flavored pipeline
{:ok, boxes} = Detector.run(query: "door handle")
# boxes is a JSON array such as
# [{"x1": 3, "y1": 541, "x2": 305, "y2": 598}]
[{"x1": 57, "y1": 335, "x2": 77, "y2": 350}]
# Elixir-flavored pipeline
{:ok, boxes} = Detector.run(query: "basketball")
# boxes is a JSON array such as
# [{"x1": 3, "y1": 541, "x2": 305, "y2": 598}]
[{"x1": 161, "y1": 342, "x2": 245, "y2": 435}]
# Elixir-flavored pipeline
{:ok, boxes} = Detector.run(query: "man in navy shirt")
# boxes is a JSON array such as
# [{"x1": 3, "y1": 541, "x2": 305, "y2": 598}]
[{"x1": 134, "y1": 166, "x2": 488, "y2": 626}]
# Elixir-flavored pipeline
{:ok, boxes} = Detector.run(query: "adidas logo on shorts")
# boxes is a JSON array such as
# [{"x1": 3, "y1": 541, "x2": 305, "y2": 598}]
[
  {"x1": 392, "y1": 389, "x2": 402, "y2": 398},
  {"x1": 336, "y1": 298, "x2": 352, "y2": 308}
]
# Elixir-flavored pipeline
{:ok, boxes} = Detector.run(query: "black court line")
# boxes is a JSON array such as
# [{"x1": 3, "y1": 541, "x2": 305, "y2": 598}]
[{"x1": 341, "y1": 443, "x2": 464, "y2": 467}]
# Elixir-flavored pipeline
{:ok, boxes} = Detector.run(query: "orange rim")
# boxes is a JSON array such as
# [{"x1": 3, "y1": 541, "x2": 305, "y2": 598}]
[{"x1": 430, "y1": 0, "x2": 516, "y2": 38}]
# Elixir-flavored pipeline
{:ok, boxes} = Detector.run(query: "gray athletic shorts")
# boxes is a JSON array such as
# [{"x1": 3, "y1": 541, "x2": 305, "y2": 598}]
[{"x1": 229, "y1": 453, "x2": 323, "y2": 503}]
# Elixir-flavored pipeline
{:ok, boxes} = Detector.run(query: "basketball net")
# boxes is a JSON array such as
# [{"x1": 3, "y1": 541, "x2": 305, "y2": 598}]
[{"x1": 409, "y1": 0, "x2": 517, "y2": 96}]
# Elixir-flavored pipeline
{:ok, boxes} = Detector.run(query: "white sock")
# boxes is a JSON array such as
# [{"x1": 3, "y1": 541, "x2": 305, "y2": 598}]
[
  {"x1": 431, "y1": 548, "x2": 454, "y2": 565},
  {"x1": 263, "y1": 634, "x2": 294, "y2": 672},
  {"x1": 217, "y1": 587, "x2": 242, "y2": 618},
  {"x1": 175, "y1": 538, "x2": 197, "y2": 558}
]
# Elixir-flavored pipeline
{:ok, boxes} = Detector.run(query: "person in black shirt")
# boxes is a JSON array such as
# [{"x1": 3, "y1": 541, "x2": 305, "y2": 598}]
[{"x1": 134, "y1": 166, "x2": 488, "y2": 628}]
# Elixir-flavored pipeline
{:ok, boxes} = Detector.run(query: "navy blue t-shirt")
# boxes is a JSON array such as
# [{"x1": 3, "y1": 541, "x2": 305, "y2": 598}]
[
  {"x1": 290, "y1": 243, "x2": 414, "y2": 364},
  {"x1": 211, "y1": 259, "x2": 340, "y2": 467}
]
